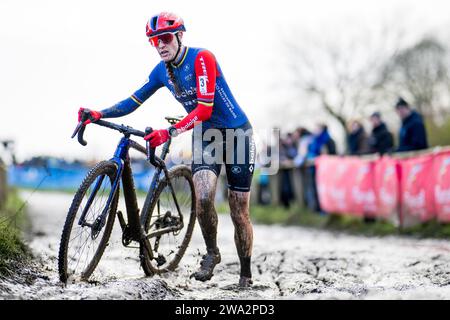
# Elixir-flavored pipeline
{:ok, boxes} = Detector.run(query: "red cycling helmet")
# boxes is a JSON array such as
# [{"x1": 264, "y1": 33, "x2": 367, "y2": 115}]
[{"x1": 146, "y1": 12, "x2": 186, "y2": 38}]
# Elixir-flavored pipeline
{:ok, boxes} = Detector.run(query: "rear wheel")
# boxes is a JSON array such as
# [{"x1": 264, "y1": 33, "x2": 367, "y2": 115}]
[
  {"x1": 58, "y1": 161, "x2": 119, "y2": 283},
  {"x1": 140, "y1": 165, "x2": 196, "y2": 275}
]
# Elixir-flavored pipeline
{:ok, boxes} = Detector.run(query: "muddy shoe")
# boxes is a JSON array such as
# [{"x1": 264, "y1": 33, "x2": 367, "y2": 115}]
[
  {"x1": 238, "y1": 276, "x2": 253, "y2": 288},
  {"x1": 190, "y1": 249, "x2": 221, "y2": 282}
]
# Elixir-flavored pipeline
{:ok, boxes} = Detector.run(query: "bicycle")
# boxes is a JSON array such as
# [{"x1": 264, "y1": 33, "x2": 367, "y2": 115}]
[{"x1": 58, "y1": 110, "x2": 196, "y2": 283}]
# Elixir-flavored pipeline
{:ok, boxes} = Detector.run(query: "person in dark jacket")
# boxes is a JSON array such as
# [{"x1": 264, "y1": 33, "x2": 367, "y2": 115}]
[
  {"x1": 368, "y1": 112, "x2": 394, "y2": 155},
  {"x1": 395, "y1": 97, "x2": 428, "y2": 152},
  {"x1": 347, "y1": 120, "x2": 369, "y2": 155},
  {"x1": 279, "y1": 133, "x2": 297, "y2": 209}
]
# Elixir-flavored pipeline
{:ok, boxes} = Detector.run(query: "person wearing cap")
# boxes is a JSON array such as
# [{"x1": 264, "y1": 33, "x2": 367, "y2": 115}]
[
  {"x1": 395, "y1": 97, "x2": 428, "y2": 152},
  {"x1": 368, "y1": 112, "x2": 394, "y2": 155}
]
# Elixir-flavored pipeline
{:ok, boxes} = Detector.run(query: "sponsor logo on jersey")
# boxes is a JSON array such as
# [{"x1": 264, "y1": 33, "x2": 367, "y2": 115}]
[
  {"x1": 179, "y1": 115, "x2": 199, "y2": 133},
  {"x1": 174, "y1": 86, "x2": 198, "y2": 99},
  {"x1": 231, "y1": 166, "x2": 242, "y2": 174},
  {"x1": 199, "y1": 56, "x2": 208, "y2": 76}
]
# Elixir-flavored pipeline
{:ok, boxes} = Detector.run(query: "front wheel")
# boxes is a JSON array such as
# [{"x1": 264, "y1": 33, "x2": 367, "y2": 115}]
[
  {"x1": 140, "y1": 165, "x2": 196, "y2": 275},
  {"x1": 58, "y1": 161, "x2": 119, "y2": 283}
]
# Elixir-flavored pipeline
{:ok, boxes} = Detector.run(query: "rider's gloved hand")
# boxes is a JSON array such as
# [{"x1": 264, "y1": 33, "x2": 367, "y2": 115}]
[
  {"x1": 78, "y1": 107, "x2": 103, "y2": 125},
  {"x1": 144, "y1": 129, "x2": 169, "y2": 148}
]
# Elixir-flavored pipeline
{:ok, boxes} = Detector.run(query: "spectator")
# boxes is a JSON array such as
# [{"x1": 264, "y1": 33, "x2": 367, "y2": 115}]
[
  {"x1": 291, "y1": 127, "x2": 314, "y2": 209},
  {"x1": 395, "y1": 97, "x2": 428, "y2": 152},
  {"x1": 280, "y1": 132, "x2": 298, "y2": 161},
  {"x1": 305, "y1": 124, "x2": 336, "y2": 213},
  {"x1": 293, "y1": 127, "x2": 314, "y2": 167},
  {"x1": 368, "y1": 112, "x2": 394, "y2": 155},
  {"x1": 347, "y1": 120, "x2": 369, "y2": 155},
  {"x1": 279, "y1": 133, "x2": 298, "y2": 209},
  {"x1": 257, "y1": 143, "x2": 272, "y2": 205},
  {"x1": 307, "y1": 124, "x2": 336, "y2": 159}
]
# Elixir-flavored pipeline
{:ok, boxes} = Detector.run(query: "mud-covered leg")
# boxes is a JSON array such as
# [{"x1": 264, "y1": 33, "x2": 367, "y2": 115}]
[
  {"x1": 190, "y1": 170, "x2": 221, "y2": 281},
  {"x1": 228, "y1": 190, "x2": 254, "y2": 287}
]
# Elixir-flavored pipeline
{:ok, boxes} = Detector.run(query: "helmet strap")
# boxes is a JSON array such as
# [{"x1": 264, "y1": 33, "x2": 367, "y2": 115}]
[{"x1": 170, "y1": 33, "x2": 183, "y2": 64}]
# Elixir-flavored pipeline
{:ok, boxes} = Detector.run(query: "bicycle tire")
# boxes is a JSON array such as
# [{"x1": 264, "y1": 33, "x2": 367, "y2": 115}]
[
  {"x1": 58, "y1": 160, "x2": 119, "y2": 283},
  {"x1": 140, "y1": 165, "x2": 196, "y2": 275}
]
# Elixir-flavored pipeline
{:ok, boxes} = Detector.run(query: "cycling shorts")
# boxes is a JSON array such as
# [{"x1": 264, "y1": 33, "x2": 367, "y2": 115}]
[{"x1": 191, "y1": 121, "x2": 255, "y2": 192}]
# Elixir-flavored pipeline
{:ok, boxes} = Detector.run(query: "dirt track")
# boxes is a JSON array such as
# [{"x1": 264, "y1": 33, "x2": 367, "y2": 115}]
[{"x1": 1, "y1": 191, "x2": 450, "y2": 300}]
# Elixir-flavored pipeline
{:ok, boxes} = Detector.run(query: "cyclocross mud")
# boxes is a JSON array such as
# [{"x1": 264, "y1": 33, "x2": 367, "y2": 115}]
[{"x1": 1, "y1": 191, "x2": 450, "y2": 299}]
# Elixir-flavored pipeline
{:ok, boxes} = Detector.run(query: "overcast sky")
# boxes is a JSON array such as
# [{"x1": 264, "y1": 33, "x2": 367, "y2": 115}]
[{"x1": 1, "y1": 0, "x2": 449, "y2": 162}]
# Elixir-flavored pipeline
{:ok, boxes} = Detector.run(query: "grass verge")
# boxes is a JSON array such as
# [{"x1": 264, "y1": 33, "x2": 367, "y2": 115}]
[
  {"x1": 248, "y1": 204, "x2": 450, "y2": 239},
  {"x1": 0, "y1": 188, "x2": 31, "y2": 276}
]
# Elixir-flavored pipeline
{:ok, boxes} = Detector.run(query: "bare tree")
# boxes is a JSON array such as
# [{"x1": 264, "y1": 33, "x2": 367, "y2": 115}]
[
  {"x1": 283, "y1": 17, "x2": 415, "y2": 141},
  {"x1": 381, "y1": 36, "x2": 450, "y2": 119}
]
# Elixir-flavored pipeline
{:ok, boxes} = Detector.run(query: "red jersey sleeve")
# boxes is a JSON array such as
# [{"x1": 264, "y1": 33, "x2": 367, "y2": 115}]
[
  {"x1": 194, "y1": 50, "x2": 217, "y2": 107},
  {"x1": 173, "y1": 50, "x2": 217, "y2": 133}
]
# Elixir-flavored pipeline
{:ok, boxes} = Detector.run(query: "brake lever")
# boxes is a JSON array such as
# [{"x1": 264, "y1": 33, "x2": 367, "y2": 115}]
[
  {"x1": 71, "y1": 121, "x2": 84, "y2": 139},
  {"x1": 72, "y1": 109, "x2": 91, "y2": 146},
  {"x1": 77, "y1": 125, "x2": 87, "y2": 146},
  {"x1": 145, "y1": 127, "x2": 158, "y2": 166}
]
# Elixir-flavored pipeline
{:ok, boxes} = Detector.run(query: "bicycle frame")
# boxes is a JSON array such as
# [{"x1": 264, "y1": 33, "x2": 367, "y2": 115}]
[
  {"x1": 63, "y1": 112, "x2": 193, "y2": 279},
  {"x1": 77, "y1": 129, "x2": 183, "y2": 244},
  {"x1": 77, "y1": 135, "x2": 139, "y2": 235}
]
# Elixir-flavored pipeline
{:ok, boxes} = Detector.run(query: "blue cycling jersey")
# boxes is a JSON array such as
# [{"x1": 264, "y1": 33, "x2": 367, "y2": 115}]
[{"x1": 101, "y1": 47, "x2": 249, "y2": 130}]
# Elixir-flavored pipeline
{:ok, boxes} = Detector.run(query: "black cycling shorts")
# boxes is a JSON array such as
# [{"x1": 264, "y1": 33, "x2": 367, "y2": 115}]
[{"x1": 191, "y1": 121, "x2": 255, "y2": 192}]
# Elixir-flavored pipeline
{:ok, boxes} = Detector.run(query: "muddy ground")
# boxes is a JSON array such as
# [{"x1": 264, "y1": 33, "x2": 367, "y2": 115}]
[{"x1": 1, "y1": 191, "x2": 450, "y2": 300}]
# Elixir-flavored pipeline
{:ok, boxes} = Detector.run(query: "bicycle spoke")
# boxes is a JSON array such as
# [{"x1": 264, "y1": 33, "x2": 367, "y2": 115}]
[
  {"x1": 60, "y1": 161, "x2": 118, "y2": 282},
  {"x1": 72, "y1": 233, "x2": 91, "y2": 272},
  {"x1": 143, "y1": 167, "x2": 195, "y2": 273}
]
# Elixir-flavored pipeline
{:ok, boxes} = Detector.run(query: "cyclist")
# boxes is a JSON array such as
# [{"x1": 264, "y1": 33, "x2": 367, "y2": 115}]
[{"x1": 77, "y1": 12, "x2": 255, "y2": 287}]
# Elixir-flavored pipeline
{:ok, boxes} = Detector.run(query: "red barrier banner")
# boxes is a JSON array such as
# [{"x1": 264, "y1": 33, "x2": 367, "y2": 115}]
[
  {"x1": 433, "y1": 151, "x2": 450, "y2": 222},
  {"x1": 316, "y1": 150, "x2": 450, "y2": 224},
  {"x1": 316, "y1": 156, "x2": 377, "y2": 217},
  {"x1": 400, "y1": 155, "x2": 435, "y2": 222},
  {"x1": 374, "y1": 157, "x2": 400, "y2": 220},
  {"x1": 316, "y1": 156, "x2": 351, "y2": 214},
  {"x1": 346, "y1": 158, "x2": 377, "y2": 217}
]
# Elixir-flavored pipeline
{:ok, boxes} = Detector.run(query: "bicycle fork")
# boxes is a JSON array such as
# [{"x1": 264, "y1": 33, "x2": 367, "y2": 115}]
[{"x1": 78, "y1": 162, "x2": 123, "y2": 239}]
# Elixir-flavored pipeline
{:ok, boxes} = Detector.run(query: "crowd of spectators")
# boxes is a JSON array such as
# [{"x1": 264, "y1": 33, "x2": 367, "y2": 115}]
[
  {"x1": 276, "y1": 124, "x2": 337, "y2": 211},
  {"x1": 259, "y1": 97, "x2": 429, "y2": 211}
]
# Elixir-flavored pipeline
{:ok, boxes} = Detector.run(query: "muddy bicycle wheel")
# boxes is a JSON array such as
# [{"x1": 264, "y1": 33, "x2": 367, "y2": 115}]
[
  {"x1": 140, "y1": 165, "x2": 196, "y2": 275},
  {"x1": 58, "y1": 161, "x2": 119, "y2": 283}
]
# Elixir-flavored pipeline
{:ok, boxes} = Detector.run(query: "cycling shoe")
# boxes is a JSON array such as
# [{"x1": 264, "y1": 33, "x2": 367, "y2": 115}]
[
  {"x1": 238, "y1": 276, "x2": 253, "y2": 288},
  {"x1": 190, "y1": 248, "x2": 221, "y2": 282}
]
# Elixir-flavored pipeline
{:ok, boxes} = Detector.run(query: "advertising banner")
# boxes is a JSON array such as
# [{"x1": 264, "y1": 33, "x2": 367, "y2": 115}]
[
  {"x1": 316, "y1": 156, "x2": 377, "y2": 217},
  {"x1": 346, "y1": 158, "x2": 377, "y2": 217},
  {"x1": 316, "y1": 155, "x2": 351, "y2": 214},
  {"x1": 400, "y1": 155, "x2": 436, "y2": 222},
  {"x1": 373, "y1": 157, "x2": 400, "y2": 219},
  {"x1": 433, "y1": 151, "x2": 450, "y2": 222}
]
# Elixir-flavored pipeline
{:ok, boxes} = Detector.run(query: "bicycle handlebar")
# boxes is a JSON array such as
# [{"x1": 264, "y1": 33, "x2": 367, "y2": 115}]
[
  {"x1": 71, "y1": 109, "x2": 159, "y2": 165},
  {"x1": 72, "y1": 110, "x2": 147, "y2": 145},
  {"x1": 95, "y1": 119, "x2": 146, "y2": 137}
]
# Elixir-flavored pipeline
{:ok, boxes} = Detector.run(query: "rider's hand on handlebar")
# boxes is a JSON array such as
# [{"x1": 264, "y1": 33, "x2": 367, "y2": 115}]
[
  {"x1": 78, "y1": 107, "x2": 103, "y2": 125},
  {"x1": 144, "y1": 128, "x2": 169, "y2": 148}
]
